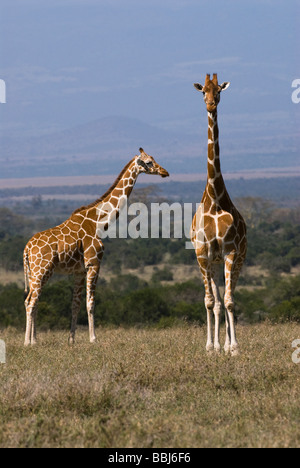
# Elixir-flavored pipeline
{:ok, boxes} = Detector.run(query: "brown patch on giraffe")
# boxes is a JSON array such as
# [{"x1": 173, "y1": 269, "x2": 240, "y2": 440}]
[
  {"x1": 213, "y1": 124, "x2": 219, "y2": 141},
  {"x1": 201, "y1": 197, "x2": 212, "y2": 213},
  {"x1": 207, "y1": 162, "x2": 215, "y2": 179},
  {"x1": 206, "y1": 183, "x2": 216, "y2": 199},
  {"x1": 195, "y1": 246, "x2": 207, "y2": 260},
  {"x1": 109, "y1": 198, "x2": 119, "y2": 208},
  {"x1": 223, "y1": 241, "x2": 236, "y2": 253},
  {"x1": 39, "y1": 235, "x2": 49, "y2": 244},
  {"x1": 218, "y1": 214, "x2": 234, "y2": 238},
  {"x1": 31, "y1": 246, "x2": 39, "y2": 255},
  {"x1": 203, "y1": 215, "x2": 217, "y2": 241},
  {"x1": 81, "y1": 219, "x2": 96, "y2": 236},
  {"x1": 213, "y1": 175, "x2": 225, "y2": 197},
  {"x1": 66, "y1": 220, "x2": 81, "y2": 233},
  {"x1": 111, "y1": 188, "x2": 124, "y2": 198}
]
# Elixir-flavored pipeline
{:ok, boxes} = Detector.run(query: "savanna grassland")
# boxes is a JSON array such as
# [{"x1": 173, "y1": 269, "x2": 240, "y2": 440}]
[
  {"x1": 1, "y1": 183, "x2": 300, "y2": 448},
  {"x1": 0, "y1": 323, "x2": 300, "y2": 448}
]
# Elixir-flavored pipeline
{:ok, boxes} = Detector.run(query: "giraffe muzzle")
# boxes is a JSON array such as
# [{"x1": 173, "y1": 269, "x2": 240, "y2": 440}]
[
  {"x1": 159, "y1": 168, "x2": 169, "y2": 178},
  {"x1": 207, "y1": 103, "x2": 216, "y2": 112}
]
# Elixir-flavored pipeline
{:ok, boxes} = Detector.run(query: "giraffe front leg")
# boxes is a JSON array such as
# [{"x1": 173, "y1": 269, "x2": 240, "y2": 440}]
[
  {"x1": 224, "y1": 309, "x2": 231, "y2": 355},
  {"x1": 224, "y1": 255, "x2": 240, "y2": 356},
  {"x1": 198, "y1": 260, "x2": 215, "y2": 353},
  {"x1": 211, "y1": 264, "x2": 222, "y2": 353},
  {"x1": 69, "y1": 274, "x2": 85, "y2": 345},
  {"x1": 86, "y1": 265, "x2": 100, "y2": 343}
]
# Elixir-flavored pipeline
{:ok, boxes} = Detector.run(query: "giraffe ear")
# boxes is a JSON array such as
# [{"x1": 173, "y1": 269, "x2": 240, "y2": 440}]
[
  {"x1": 219, "y1": 82, "x2": 230, "y2": 91},
  {"x1": 194, "y1": 83, "x2": 204, "y2": 92}
]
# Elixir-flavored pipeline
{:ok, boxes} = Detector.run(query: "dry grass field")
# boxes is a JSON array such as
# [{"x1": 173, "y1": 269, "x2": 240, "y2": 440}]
[{"x1": 0, "y1": 323, "x2": 300, "y2": 448}]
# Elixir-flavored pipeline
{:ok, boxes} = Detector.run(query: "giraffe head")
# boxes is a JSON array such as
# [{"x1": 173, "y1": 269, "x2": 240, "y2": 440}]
[
  {"x1": 136, "y1": 148, "x2": 169, "y2": 178},
  {"x1": 194, "y1": 74, "x2": 230, "y2": 112}
]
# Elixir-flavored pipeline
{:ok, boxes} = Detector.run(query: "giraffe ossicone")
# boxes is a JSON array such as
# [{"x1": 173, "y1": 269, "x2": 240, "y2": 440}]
[
  {"x1": 23, "y1": 149, "x2": 169, "y2": 346},
  {"x1": 191, "y1": 74, "x2": 247, "y2": 356}
]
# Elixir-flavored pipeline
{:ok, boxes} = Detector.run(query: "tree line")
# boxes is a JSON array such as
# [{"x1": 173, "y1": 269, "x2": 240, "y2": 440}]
[
  {"x1": 0, "y1": 200, "x2": 299, "y2": 275},
  {"x1": 0, "y1": 273, "x2": 299, "y2": 329},
  {"x1": 0, "y1": 198, "x2": 299, "y2": 329}
]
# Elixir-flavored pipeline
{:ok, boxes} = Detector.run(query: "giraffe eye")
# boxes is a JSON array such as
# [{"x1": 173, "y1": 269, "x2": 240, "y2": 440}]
[{"x1": 146, "y1": 161, "x2": 153, "y2": 168}]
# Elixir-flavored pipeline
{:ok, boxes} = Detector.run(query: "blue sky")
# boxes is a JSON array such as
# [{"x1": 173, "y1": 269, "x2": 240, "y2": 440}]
[{"x1": 0, "y1": 0, "x2": 299, "y2": 171}]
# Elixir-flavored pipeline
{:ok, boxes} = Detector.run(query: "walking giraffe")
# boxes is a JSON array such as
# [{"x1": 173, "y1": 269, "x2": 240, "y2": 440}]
[
  {"x1": 24, "y1": 148, "x2": 169, "y2": 346},
  {"x1": 191, "y1": 74, "x2": 247, "y2": 355}
]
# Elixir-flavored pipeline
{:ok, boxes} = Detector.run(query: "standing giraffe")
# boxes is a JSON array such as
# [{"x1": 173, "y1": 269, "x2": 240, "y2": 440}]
[
  {"x1": 23, "y1": 148, "x2": 169, "y2": 346},
  {"x1": 191, "y1": 74, "x2": 247, "y2": 355}
]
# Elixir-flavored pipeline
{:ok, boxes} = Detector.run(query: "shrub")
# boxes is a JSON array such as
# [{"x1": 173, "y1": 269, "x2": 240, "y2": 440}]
[{"x1": 269, "y1": 297, "x2": 300, "y2": 323}]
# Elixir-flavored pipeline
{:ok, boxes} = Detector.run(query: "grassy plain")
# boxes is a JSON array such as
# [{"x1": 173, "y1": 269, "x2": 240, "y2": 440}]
[{"x1": 0, "y1": 323, "x2": 300, "y2": 448}]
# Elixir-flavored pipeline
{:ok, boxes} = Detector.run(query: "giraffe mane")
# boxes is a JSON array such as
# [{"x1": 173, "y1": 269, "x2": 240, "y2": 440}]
[{"x1": 72, "y1": 157, "x2": 135, "y2": 215}]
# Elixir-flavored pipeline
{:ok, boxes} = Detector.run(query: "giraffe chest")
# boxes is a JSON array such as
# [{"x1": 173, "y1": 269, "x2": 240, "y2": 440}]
[
  {"x1": 56, "y1": 240, "x2": 85, "y2": 274},
  {"x1": 192, "y1": 206, "x2": 239, "y2": 261}
]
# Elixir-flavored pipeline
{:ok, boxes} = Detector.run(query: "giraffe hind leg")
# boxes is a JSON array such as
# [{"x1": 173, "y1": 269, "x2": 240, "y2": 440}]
[
  {"x1": 69, "y1": 274, "x2": 85, "y2": 345},
  {"x1": 86, "y1": 265, "x2": 100, "y2": 343},
  {"x1": 24, "y1": 268, "x2": 54, "y2": 346},
  {"x1": 24, "y1": 290, "x2": 39, "y2": 346}
]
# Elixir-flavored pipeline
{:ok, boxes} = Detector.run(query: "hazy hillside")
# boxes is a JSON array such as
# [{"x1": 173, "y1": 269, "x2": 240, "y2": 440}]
[
  {"x1": 1, "y1": 115, "x2": 298, "y2": 178},
  {"x1": 1, "y1": 116, "x2": 194, "y2": 178}
]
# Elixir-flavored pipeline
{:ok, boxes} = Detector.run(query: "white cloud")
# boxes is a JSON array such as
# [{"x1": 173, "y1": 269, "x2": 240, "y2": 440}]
[
  {"x1": 63, "y1": 85, "x2": 110, "y2": 95},
  {"x1": 2, "y1": 65, "x2": 82, "y2": 86},
  {"x1": 149, "y1": 57, "x2": 241, "y2": 85},
  {"x1": 0, "y1": 0, "x2": 199, "y2": 6}
]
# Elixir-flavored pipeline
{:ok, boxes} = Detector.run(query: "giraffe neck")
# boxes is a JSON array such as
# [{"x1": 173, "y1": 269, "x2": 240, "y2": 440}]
[
  {"x1": 207, "y1": 110, "x2": 221, "y2": 177},
  {"x1": 205, "y1": 109, "x2": 227, "y2": 204},
  {"x1": 83, "y1": 158, "x2": 138, "y2": 234},
  {"x1": 100, "y1": 158, "x2": 138, "y2": 210}
]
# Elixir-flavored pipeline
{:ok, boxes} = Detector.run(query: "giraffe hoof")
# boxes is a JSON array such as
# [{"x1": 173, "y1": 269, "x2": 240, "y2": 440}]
[
  {"x1": 231, "y1": 346, "x2": 239, "y2": 357},
  {"x1": 24, "y1": 341, "x2": 36, "y2": 347}
]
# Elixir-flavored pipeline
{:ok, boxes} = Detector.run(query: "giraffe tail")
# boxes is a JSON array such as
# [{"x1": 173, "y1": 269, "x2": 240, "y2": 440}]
[{"x1": 23, "y1": 248, "x2": 30, "y2": 301}]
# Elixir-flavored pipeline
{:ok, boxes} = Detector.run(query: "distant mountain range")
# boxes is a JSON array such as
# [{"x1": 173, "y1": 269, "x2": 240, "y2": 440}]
[{"x1": 0, "y1": 115, "x2": 298, "y2": 179}]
